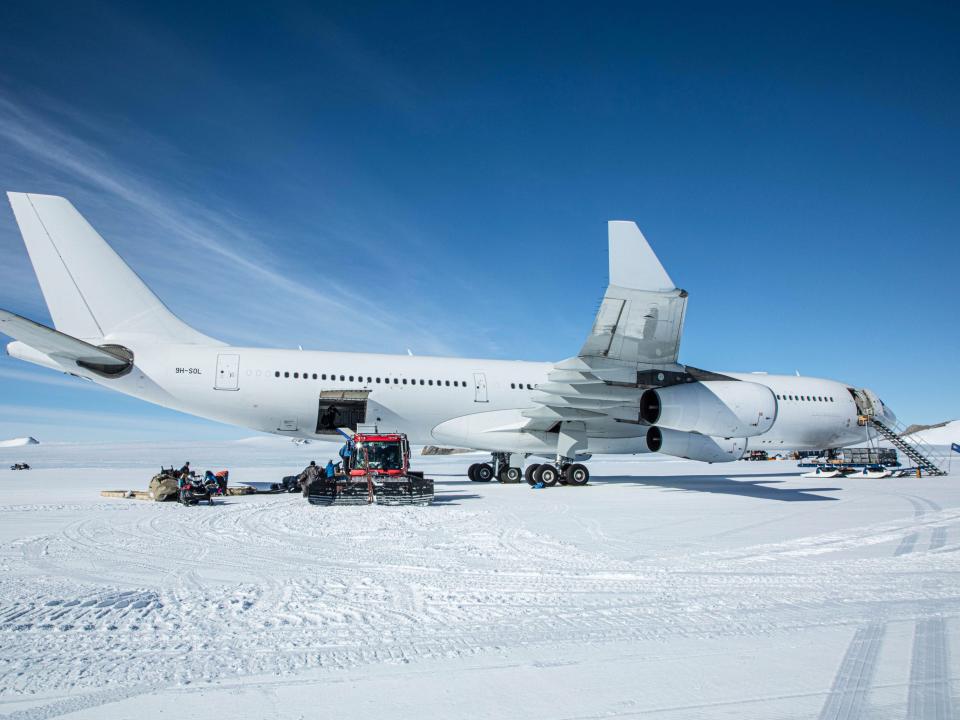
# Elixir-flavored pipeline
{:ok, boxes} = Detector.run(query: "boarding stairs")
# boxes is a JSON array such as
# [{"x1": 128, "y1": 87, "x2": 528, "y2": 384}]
[{"x1": 864, "y1": 418, "x2": 948, "y2": 477}]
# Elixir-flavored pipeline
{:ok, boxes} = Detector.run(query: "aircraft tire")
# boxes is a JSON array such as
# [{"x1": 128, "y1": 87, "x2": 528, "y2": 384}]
[
  {"x1": 564, "y1": 463, "x2": 589, "y2": 486},
  {"x1": 499, "y1": 466, "x2": 522, "y2": 484},
  {"x1": 524, "y1": 464, "x2": 540, "y2": 485},
  {"x1": 475, "y1": 463, "x2": 494, "y2": 482},
  {"x1": 468, "y1": 463, "x2": 479, "y2": 481},
  {"x1": 536, "y1": 464, "x2": 559, "y2": 487}
]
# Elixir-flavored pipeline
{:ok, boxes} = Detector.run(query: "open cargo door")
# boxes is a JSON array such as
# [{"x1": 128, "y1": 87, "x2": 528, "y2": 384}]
[{"x1": 316, "y1": 390, "x2": 370, "y2": 435}]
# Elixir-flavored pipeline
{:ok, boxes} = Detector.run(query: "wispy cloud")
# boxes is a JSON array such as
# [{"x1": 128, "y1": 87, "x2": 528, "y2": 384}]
[
  {"x1": 0, "y1": 92, "x2": 474, "y2": 355},
  {"x1": 0, "y1": 364, "x2": 103, "y2": 391}
]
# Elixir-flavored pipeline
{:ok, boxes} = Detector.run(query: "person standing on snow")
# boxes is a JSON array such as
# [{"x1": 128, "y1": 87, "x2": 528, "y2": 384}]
[
  {"x1": 298, "y1": 461, "x2": 321, "y2": 496},
  {"x1": 214, "y1": 469, "x2": 229, "y2": 495}
]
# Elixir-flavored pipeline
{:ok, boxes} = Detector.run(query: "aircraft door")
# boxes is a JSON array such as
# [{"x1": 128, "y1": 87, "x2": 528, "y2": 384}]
[
  {"x1": 214, "y1": 353, "x2": 240, "y2": 390},
  {"x1": 473, "y1": 372, "x2": 488, "y2": 403}
]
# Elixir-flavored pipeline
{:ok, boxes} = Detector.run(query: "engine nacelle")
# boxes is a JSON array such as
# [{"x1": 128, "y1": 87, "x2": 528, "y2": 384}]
[
  {"x1": 640, "y1": 380, "x2": 776, "y2": 438},
  {"x1": 646, "y1": 426, "x2": 747, "y2": 463}
]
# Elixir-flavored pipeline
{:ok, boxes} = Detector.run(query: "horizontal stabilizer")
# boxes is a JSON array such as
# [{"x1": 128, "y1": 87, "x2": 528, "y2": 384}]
[{"x1": 0, "y1": 309, "x2": 130, "y2": 369}]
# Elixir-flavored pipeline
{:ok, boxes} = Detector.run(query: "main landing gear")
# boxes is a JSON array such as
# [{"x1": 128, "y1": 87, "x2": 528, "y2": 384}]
[
  {"x1": 469, "y1": 453, "x2": 590, "y2": 487},
  {"x1": 468, "y1": 452, "x2": 523, "y2": 483},
  {"x1": 524, "y1": 462, "x2": 589, "y2": 487}
]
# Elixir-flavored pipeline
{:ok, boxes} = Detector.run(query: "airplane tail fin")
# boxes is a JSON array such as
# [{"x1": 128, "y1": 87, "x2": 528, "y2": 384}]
[{"x1": 6, "y1": 193, "x2": 219, "y2": 345}]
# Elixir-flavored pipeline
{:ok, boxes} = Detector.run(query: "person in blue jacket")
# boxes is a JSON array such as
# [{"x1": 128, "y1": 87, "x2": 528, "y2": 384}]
[
  {"x1": 325, "y1": 460, "x2": 336, "y2": 478},
  {"x1": 338, "y1": 440, "x2": 353, "y2": 472}
]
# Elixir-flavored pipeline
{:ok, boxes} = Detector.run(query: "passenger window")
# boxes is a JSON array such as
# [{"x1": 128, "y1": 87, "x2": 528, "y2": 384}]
[
  {"x1": 393, "y1": 378, "x2": 398, "y2": 384},
  {"x1": 294, "y1": 372, "x2": 299, "y2": 379},
  {"x1": 445, "y1": 380, "x2": 450, "y2": 386},
  {"x1": 527, "y1": 384, "x2": 532, "y2": 389},
  {"x1": 376, "y1": 377, "x2": 381, "y2": 383},
  {"x1": 312, "y1": 373, "x2": 317, "y2": 380},
  {"x1": 428, "y1": 380, "x2": 434, "y2": 386},
  {"x1": 420, "y1": 379, "x2": 425, "y2": 385},
  {"x1": 510, "y1": 383, "x2": 515, "y2": 389},
  {"x1": 274, "y1": 371, "x2": 280, "y2": 378},
  {"x1": 402, "y1": 379, "x2": 407, "y2": 384},
  {"x1": 367, "y1": 377, "x2": 372, "y2": 383}
]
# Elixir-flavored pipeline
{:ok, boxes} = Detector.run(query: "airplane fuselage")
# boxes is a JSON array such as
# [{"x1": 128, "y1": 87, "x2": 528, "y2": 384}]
[{"x1": 57, "y1": 342, "x2": 875, "y2": 454}]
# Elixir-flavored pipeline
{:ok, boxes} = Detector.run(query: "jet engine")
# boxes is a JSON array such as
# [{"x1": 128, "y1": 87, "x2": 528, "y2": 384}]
[
  {"x1": 646, "y1": 426, "x2": 747, "y2": 463},
  {"x1": 639, "y1": 381, "x2": 776, "y2": 438}
]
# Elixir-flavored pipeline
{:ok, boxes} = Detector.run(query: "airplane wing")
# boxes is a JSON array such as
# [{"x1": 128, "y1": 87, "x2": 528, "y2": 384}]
[
  {"x1": 0, "y1": 308, "x2": 131, "y2": 371},
  {"x1": 521, "y1": 222, "x2": 689, "y2": 443}
]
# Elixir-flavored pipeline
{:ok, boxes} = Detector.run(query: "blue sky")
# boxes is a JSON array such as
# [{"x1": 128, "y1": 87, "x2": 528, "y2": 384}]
[{"x1": 0, "y1": 1, "x2": 957, "y2": 442}]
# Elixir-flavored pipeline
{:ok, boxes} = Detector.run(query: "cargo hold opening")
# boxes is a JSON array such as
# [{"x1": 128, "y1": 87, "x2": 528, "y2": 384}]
[{"x1": 316, "y1": 390, "x2": 370, "y2": 434}]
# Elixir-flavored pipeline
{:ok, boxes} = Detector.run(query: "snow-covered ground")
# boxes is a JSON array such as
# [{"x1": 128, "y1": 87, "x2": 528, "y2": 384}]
[{"x1": 1, "y1": 439, "x2": 958, "y2": 719}]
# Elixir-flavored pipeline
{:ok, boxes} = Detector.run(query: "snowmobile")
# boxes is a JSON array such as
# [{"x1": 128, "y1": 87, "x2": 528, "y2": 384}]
[
  {"x1": 178, "y1": 474, "x2": 214, "y2": 506},
  {"x1": 279, "y1": 474, "x2": 302, "y2": 493},
  {"x1": 9, "y1": 463, "x2": 30, "y2": 470},
  {"x1": 203, "y1": 471, "x2": 227, "y2": 497}
]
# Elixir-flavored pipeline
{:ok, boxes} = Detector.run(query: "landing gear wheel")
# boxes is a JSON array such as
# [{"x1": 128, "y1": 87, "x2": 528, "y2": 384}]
[
  {"x1": 524, "y1": 464, "x2": 541, "y2": 485},
  {"x1": 564, "y1": 463, "x2": 589, "y2": 486},
  {"x1": 536, "y1": 464, "x2": 559, "y2": 487},
  {"x1": 474, "y1": 463, "x2": 494, "y2": 482},
  {"x1": 468, "y1": 463, "x2": 479, "y2": 481},
  {"x1": 499, "y1": 466, "x2": 522, "y2": 484}
]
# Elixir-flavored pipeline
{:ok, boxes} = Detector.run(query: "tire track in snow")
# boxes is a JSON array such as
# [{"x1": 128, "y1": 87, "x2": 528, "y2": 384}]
[
  {"x1": 930, "y1": 527, "x2": 948, "y2": 551},
  {"x1": 815, "y1": 492, "x2": 948, "y2": 719},
  {"x1": 906, "y1": 616, "x2": 954, "y2": 720},
  {"x1": 894, "y1": 534, "x2": 919, "y2": 556},
  {"x1": 816, "y1": 621, "x2": 885, "y2": 720}
]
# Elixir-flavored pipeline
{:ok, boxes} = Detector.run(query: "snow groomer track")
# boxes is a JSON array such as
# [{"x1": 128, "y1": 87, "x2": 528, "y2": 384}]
[{"x1": 1, "y1": 444, "x2": 958, "y2": 719}]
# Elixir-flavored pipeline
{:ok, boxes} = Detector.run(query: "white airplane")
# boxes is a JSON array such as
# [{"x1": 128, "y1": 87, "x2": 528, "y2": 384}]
[{"x1": 1, "y1": 192, "x2": 895, "y2": 485}]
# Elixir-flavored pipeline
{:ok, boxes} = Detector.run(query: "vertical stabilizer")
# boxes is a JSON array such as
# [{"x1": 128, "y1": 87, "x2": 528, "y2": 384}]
[{"x1": 7, "y1": 193, "x2": 219, "y2": 344}]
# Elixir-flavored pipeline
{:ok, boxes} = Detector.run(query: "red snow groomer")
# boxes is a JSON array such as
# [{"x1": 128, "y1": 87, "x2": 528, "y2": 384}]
[{"x1": 306, "y1": 432, "x2": 434, "y2": 506}]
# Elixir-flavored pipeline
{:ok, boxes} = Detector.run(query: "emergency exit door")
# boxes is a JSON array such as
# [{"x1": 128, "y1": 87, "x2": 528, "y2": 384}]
[
  {"x1": 214, "y1": 353, "x2": 240, "y2": 390},
  {"x1": 473, "y1": 372, "x2": 488, "y2": 403}
]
